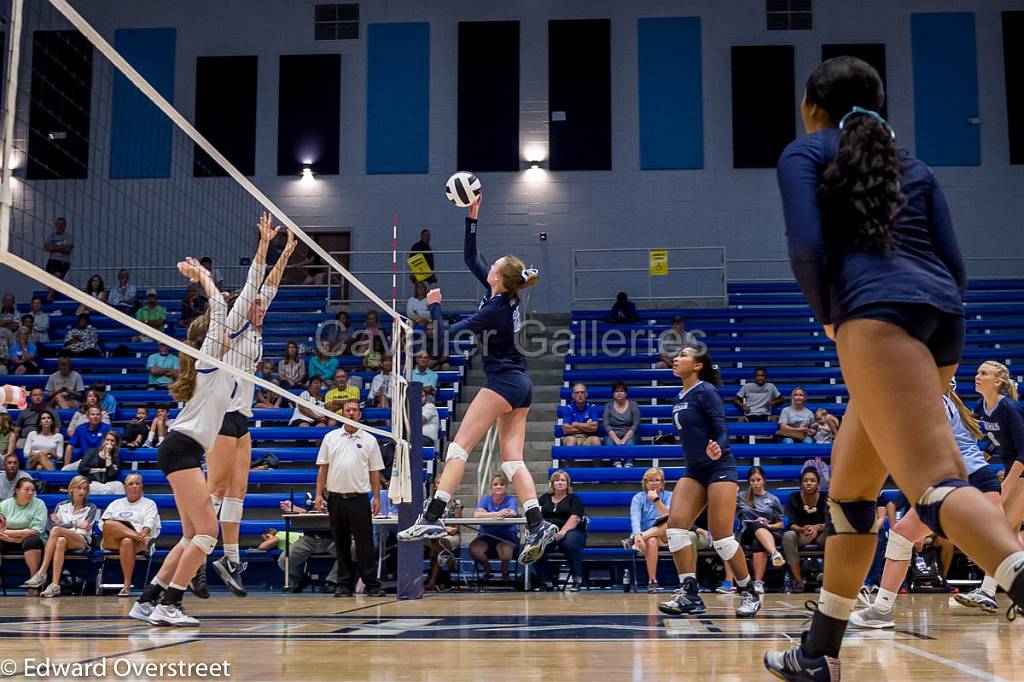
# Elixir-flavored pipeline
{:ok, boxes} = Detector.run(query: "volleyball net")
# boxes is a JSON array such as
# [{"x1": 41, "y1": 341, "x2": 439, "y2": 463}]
[{"x1": 0, "y1": 0, "x2": 416, "y2": 498}]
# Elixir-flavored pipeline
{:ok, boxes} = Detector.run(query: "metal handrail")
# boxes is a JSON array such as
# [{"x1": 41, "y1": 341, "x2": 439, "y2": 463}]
[
  {"x1": 572, "y1": 246, "x2": 727, "y2": 307},
  {"x1": 477, "y1": 424, "x2": 498, "y2": 501}
]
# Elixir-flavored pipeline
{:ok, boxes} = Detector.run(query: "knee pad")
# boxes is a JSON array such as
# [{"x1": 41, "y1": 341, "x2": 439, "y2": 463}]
[
  {"x1": 445, "y1": 442, "x2": 469, "y2": 463},
  {"x1": 191, "y1": 534, "x2": 218, "y2": 555},
  {"x1": 210, "y1": 495, "x2": 223, "y2": 517},
  {"x1": 713, "y1": 536, "x2": 740, "y2": 561},
  {"x1": 220, "y1": 497, "x2": 244, "y2": 523},
  {"x1": 176, "y1": 537, "x2": 192, "y2": 551},
  {"x1": 915, "y1": 478, "x2": 971, "y2": 538},
  {"x1": 826, "y1": 498, "x2": 881, "y2": 535},
  {"x1": 884, "y1": 530, "x2": 915, "y2": 562},
  {"x1": 667, "y1": 528, "x2": 692, "y2": 553},
  {"x1": 500, "y1": 460, "x2": 526, "y2": 481}
]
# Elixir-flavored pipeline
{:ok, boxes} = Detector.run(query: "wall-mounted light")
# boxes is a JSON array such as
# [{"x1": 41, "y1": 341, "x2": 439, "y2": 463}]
[
  {"x1": 300, "y1": 166, "x2": 315, "y2": 183},
  {"x1": 529, "y1": 160, "x2": 541, "y2": 169}
]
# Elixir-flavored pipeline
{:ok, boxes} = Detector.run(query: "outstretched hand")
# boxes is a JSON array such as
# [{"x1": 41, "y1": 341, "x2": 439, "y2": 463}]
[
  {"x1": 468, "y1": 193, "x2": 482, "y2": 220},
  {"x1": 177, "y1": 257, "x2": 208, "y2": 283},
  {"x1": 283, "y1": 229, "x2": 298, "y2": 256},
  {"x1": 258, "y1": 212, "x2": 281, "y2": 243},
  {"x1": 426, "y1": 288, "x2": 442, "y2": 305}
]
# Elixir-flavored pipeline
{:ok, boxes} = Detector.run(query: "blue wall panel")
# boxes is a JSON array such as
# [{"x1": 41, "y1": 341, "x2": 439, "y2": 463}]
[
  {"x1": 366, "y1": 22, "x2": 430, "y2": 174},
  {"x1": 109, "y1": 28, "x2": 176, "y2": 178},
  {"x1": 638, "y1": 17, "x2": 703, "y2": 170},
  {"x1": 911, "y1": 13, "x2": 980, "y2": 166}
]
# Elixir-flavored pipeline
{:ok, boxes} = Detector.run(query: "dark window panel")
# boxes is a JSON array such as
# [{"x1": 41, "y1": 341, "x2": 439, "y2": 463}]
[
  {"x1": 457, "y1": 21, "x2": 520, "y2": 172},
  {"x1": 278, "y1": 53, "x2": 341, "y2": 176},
  {"x1": 731, "y1": 45, "x2": 795, "y2": 168},
  {"x1": 194, "y1": 56, "x2": 258, "y2": 177},
  {"x1": 549, "y1": 19, "x2": 612, "y2": 171}
]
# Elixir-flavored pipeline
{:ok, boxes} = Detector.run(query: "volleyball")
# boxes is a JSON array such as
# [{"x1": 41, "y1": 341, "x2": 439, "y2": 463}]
[{"x1": 444, "y1": 171, "x2": 482, "y2": 207}]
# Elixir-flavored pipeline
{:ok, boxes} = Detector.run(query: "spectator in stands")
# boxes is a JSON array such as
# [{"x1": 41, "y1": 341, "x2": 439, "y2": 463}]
[
  {"x1": 737, "y1": 465, "x2": 786, "y2": 594},
  {"x1": 308, "y1": 341, "x2": 340, "y2": 382},
  {"x1": 64, "y1": 405, "x2": 112, "y2": 469},
  {"x1": 108, "y1": 269, "x2": 138, "y2": 313},
  {"x1": 9, "y1": 326, "x2": 38, "y2": 375},
  {"x1": 531, "y1": 470, "x2": 587, "y2": 591},
  {"x1": 95, "y1": 383, "x2": 116, "y2": 415},
  {"x1": 75, "y1": 274, "x2": 107, "y2": 315},
  {"x1": 319, "y1": 312, "x2": 351, "y2": 355},
  {"x1": 62, "y1": 314, "x2": 101, "y2": 358},
  {"x1": 0, "y1": 478, "x2": 47, "y2": 595},
  {"x1": 199, "y1": 256, "x2": 223, "y2": 288},
  {"x1": 1, "y1": 451, "x2": 31, "y2": 500},
  {"x1": 135, "y1": 290, "x2": 167, "y2": 334},
  {"x1": 605, "y1": 291, "x2": 640, "y2": 324},
  {"x1": 423, "y1": 322, "x2": 449, "y2": 370},
  {"x1": 22, "y1": 475, "x2": 98, "y2": 598},
  {"x1": 0, "y1": 337, "x2": 7, "y2": 375},
  {"x1": 782, "y1": 467, "x2": 828, "y2": 592},
  {"x1": 734, "y1": 368, "x2": 783, "y2": 422},
  {"x1": 628, "y1": 468, "x2": 672, "y2": 592},
  {"x1": 22, "y1": 412, "x2": 63, "y2": 470},
  {"x1": 47, "y1": 356, "x2": 84, "y2": 409},
  {"x1": 412, "y1": 351, "x2": 439, "y2": 401},
  {"x1": 78, "y1": 430, "x2": 123, "y2": 494},
  {"x1": 123, "y1": 407, "x2": 150, "y2": 449},
  {"x1": 421, "y1": 391, "x2": 439, "y2": 446},
  {"x1": 99, "y1": 473, "x2": 160, "y2": 597},
  {"x1": 406, "y1": 281, "x2": 431, "y2": 325},
  {"x1": 268, "y1": 498, "x2": 339, "y2": 593},
  {"x1": 42, "y1": 216, "x2": 73, "y2": 280},
  {"x1": 290, "y1": 377, "x2": 330, "y2": 428},
  {"x1": 424, "y1": 494, "x2": 462, "y2": 592},
  {"x1": 409, "y1": 228, "x2": 436, "y2": 285},
  {"x1": 363, "y1": 309, "x2": 381, "y2": 337},
  {"x1": 561, "y1": 383, "x2": 602, "y2": 447},
  {"x1": 603, "y1": 381, "x2": 641, "y2": 467},
  {"x1": 0, "y1": 293, "x2": 18, "y2": 347},
  {"x1": 325, "y1": 369, "x2": 359, "y2": 413},
  {"x1": 813, "y1": 408, "x2": 839, "y2": 444},
  {"x1": 146, "y1": 342, "x2": 179, "y2": 390},
  {"x1": 14, "y1": 387, "x2": 61, "y2": 441},
  {"x1": 28, "y1": 298, "x2": 50, "y2": 343},
  {"x1": 361, "y1": 335, "x2": 386, "y2": 372},
  {"x1": 313, "y1": 399, "x2": 387, "y2": 597},
  {"x1": 776, "y1": 387, "x2": 817, "y2": 444},
  {"x1": 368, "y1": 356, "x2": 393, "y2": 408},
  {"x1": 655, "y1": 316, "x2": 687, "y2": 369},
  {"x1": 469, "y1": 473, "x2": 519, "y2": 584},
  {"x1": 179, "y1": 283, "x2": 207, "y2": 328},
  {"x1": 278, "y1": 341, "x2": 306, "y2": 389},
  {"x1": 65, "y1": 388, "x2": 112, "y2": 436},
  {"x1": 143, "y1": 405, "x2": 172, "y2": 447},
  {"x1": 0, "y1": 409, "x2": 10, "y2": 458},
  {"x1": 253, "y1": 360, "x2": 282, "y2": 408}
]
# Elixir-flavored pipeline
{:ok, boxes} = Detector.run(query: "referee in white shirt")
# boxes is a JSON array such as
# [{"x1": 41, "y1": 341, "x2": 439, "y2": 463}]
[{"x1": 314, "y1": 399, "x2": 387, "y2": 597}]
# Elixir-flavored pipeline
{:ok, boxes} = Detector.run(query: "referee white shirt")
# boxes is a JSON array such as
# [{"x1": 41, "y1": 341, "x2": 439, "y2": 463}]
[{"x1": 316, "y1": 424, "x2": 385, "y2": 495}]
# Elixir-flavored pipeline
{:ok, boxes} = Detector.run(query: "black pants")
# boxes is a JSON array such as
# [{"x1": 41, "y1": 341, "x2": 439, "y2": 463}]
[{"x1": 327, "y1": 493, "x2": 380, "y2": 591}]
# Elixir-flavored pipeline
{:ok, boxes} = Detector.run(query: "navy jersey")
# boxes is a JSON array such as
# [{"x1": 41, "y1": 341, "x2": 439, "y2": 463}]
[
  {"x1": 777, "y1": 128, "x2": 965, "y2": 325},
  {"x1": 430, "y1": 218, "x2": 526, "y2": 374},
  {"x1": 671, "y1": 381, "x2": 731, "y2": 466},
  {"x1": 974, "y1": 395, "x2": 1024, "y2": 469}
]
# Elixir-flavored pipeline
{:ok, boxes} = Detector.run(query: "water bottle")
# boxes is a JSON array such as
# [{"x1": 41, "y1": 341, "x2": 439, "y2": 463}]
[{"x1": 623, "y1": 569, "x2": 632, "y2": 593}]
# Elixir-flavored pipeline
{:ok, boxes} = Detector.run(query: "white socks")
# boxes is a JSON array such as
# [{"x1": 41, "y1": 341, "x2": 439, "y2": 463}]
[
  {"x1": 874, "y1": 587, "x2": 897, "y2": 612},
  {"x1": 433, "y1": 489, "x2": 452, "y2": 503},
  {"x1": 980, "y1": 575, "x2": 999, "y2": 597},
  {"x1": 818, "y1": 589, "x2": 857, "y2": 621},
  {"x1": 224, "y1": 543, "x2": 240, "y2": 563},
  {"x1": 678, "y1": 572, "x2": 695, "y2": 584}
]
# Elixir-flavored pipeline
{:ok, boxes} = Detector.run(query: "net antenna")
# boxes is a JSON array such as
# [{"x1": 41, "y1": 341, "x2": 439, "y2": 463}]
[{"x1": 0, "y1": 0, "x2": 414, "y2": 454}]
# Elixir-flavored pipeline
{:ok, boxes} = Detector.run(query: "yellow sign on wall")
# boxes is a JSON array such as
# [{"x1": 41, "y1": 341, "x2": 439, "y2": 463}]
[
  {"x1": 407, "y1": 253, "x2": 433, "y2": 281},
  {"x1": 649, "y1": 249, "x2": 668, "y2": 276}
]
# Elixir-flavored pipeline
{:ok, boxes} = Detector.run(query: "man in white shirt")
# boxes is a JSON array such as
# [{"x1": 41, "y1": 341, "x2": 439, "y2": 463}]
[
  {"x1": 368, "y1": 355, "x2": 394, "y2": 408},
  {"x1": 314, "y1": 399, "x2": 386, "y2": 597}
]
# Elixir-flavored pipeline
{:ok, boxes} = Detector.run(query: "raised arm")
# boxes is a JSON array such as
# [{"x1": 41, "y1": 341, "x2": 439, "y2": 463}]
[
  {"x1": 226, "y1": 213, "x2": 276, "y2": 332},
  {"x1": 261, "y1": 230, "x2": 298, "y2": 303},
  {"x1": 464, "y1": 197, "x2": 491, "y2": 288}
]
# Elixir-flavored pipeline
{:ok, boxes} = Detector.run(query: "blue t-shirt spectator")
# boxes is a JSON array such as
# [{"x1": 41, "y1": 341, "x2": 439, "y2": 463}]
[
  {"x1": 476, "y1": 494, "x2": 518, "y2": 542},
  {"x1": 147, "y1": 350, "x2": 180, "y2": 388},
  {"x1": 561, "y1": 401, "x2": 602, "y2": 427},
  {"x1": 308, "y1": 354, "x2": 339, "y2": 382},
  {"x1": 630, "y1": 489, "x2": 672, "y2": 537},
  {"x1": 68, "y1": 421, "x2": 112, "y2": 458}
]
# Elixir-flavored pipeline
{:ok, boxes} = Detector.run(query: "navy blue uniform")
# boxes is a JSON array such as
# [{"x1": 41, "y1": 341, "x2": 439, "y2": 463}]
[
  {"x1": 974, "y1": 395, "x2": 1024, "y2": 474},
  {"x1": 672, "y1": 381, "x2": 737, "y2": 486},
  {"x1": 778, "y1": 129, "x2": 966, "y2": 365},
  {"x1": 430, "y1": 218, "x2": 531, "y2": 408}
]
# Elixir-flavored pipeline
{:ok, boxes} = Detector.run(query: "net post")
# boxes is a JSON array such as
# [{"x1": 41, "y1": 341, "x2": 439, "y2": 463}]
[{"x1": 397, "y1": 380, "x2": 424, "y2": 600}]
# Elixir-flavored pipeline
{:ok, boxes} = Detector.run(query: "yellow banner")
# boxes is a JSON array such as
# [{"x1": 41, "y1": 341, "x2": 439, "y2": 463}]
[
  {"x1": 649, "y1": 249, "x2": 668, "y2": 276},
  {"x1": 407, "y1": 253, "x2": 433, "y2": 282}
]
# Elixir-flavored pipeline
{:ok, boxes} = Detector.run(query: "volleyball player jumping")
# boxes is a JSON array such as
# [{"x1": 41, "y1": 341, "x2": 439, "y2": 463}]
[{"x1": 397, "y1": 195, "x2": 558, "y2": 566}]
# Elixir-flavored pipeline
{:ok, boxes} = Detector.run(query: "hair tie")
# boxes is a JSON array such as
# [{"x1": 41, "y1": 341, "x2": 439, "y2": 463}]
[
  {"x1": 521, "y1": 267, "x2": 538, "y2": 282},
  {"x1": 838, "y1": 106, "x2": 895, "y2": 140},
  {"x1": 711, "y1": 364, "x2": 719, "y2": 370}
]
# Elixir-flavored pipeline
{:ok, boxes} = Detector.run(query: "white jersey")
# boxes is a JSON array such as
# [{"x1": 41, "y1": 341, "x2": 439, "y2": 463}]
[
  {"x1": 100, "y1": 496, "x2": 161, "y2": 539},
  {"x1": 168, "y1": 295, "x2": 245, "y2": 451},
  {"x1": 223, "y1": 259, "x2": 279, "y2": 417}
]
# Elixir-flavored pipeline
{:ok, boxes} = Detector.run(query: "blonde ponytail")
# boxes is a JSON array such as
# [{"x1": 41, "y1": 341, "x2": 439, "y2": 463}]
[
  {"x1": 984, "y1": 361, "x2": 1020, "y2": 401},
  {"x1": 169, "y1": 311, "x2": 210, "y2": 402},
  {"x1": 499, "y1": 255, "x2": 539, "y2": 304},
  {"x1": 946, "y1": 384, "x2": 983, "y2": 441}
]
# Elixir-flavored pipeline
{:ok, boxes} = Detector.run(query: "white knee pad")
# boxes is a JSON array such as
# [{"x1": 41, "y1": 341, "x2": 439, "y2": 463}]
[
  {"x1": 884, "y1": 530, "x2": 915, "y2": 562},
  {"x1": 713, "y1": 536, "x2": 740, "y2": 562},
  {"x1": 667, "y1": 528, "x2": 692, "y2": 553},
  {"x1": 210, "y1": 495, "x2": 223, "y2": 516},
  {"x1": 500, "y1": 460, "x2": 526, "y2": 482},
  {"x1": 176, "y1": 537, "x2": 191, "y2": 551},
  {"x1": 446, "y1": 442, "x2": 469, "y2": 463},
  {"x1": 220, "y1": 497, "x2": 244, "y2": 523},
  {"x1": 191, "y1": 534, "x2": 218, "y2": 555}
]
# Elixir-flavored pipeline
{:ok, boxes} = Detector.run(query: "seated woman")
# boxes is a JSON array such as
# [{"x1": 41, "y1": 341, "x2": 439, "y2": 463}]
[
  {"x1": 253, "y1": 360, "x2": 282, "y2": 408},
  {"x1": 0, "y1": 478, "x2": 47, "y2": 595},
  {"x1": 736, "y1": 465, "x2": 785, "y2": 594},
  {"x1": 406, "y1": 281, "x2": 431, "y2": 326},
  {"x1": 468, "y1": 474, "x2": 519, "y2": 584},
  {"x1": 602, "y1": 381, "x2": 640, "y2": 468},
  {"x1": 319, "y1": 312, "x2": 351, "y2": 355},
  {"x1": 0, "y1": 410, "x2": 12, "y2": 457},
  {"x1": 78, "y1": 431, "x2": 123, "y2": 494},
  {"x1": 64, "y1": 388, "x2": 111, "y2": 437},
  {"x1": 361, "y1": 335, "x2": 386, "y2": 373},
  {"x1": 775, "y1": 387, "x2": 817, "y2": 444},
  {"x1": 21, "y1": 475, "x2": 98, "y2": 598},
  {"x1": 99, "y1": 473, "x2": 160, "y2": 597},
  {"x1": 23, "y1": 411, "x2": 64, "y2": 470},
  {"x1": 9, "y1": 326, "x2": 39, "y2": 375},
  {"x1": 627, "y1": 468, "x2": 672, "y2": 592},
  {"x1": 307, "y1": 341, "x2": 340, "y2": 382},
  {"x1": 531, "y1": 470, "x2": 587, "y2": 592},
  {"x1": 782, "y1": 467, "x2": 827, "y2": 592},
  {"x1": 278, "y1": 341, "x2": 306, "y2": 389}
]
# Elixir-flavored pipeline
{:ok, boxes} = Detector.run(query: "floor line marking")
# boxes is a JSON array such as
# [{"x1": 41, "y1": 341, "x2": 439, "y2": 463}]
[{"x1": 892, "y1": 642, "x2": 1003, "y2": 682}]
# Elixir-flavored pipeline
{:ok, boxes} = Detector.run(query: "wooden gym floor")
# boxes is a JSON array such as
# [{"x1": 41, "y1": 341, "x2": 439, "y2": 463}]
[{"x1": 0, "y1": 592, "x2": 1020, "y2": 680}]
